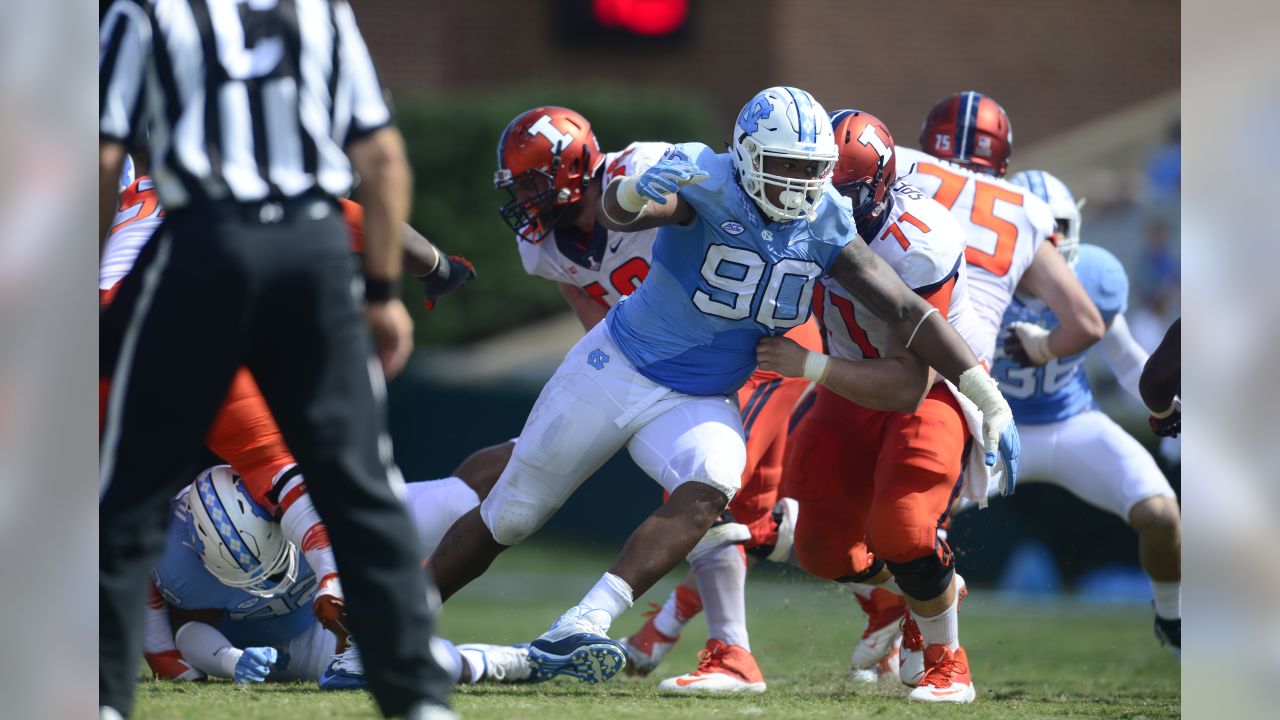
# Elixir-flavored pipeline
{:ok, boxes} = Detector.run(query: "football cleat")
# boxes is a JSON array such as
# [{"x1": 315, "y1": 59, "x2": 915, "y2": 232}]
[
  {"x1": 848, "y1": 588, "x2": 908, "y2": 681},
  {"x1": 765, "y1": 498, "x2": 800, "y2": 564},
  {"x1": 528, "y1": 606, "x2": 626, "y2": 684},
  {"x1": 1154, "y1": 615, "x2": 1181, "y2": 659},
  {"x1": 319, "y1": 643, "x2": 366, "y2": 691},
  {"x1": 899, "y1": 574, "x2": 968, "y2": 687},
  {"x1": 657, "y1": 639, "x2": 766, "y2": 693},
  {"x1": 620, "y1": 603, "x2": 681, "y2": 677},
  {"x1": 907, "y1": 645, "x2": 975, "y2": 703},
  {"x1": 456, "y1": 643, "x2": 534, "y2": 683}
]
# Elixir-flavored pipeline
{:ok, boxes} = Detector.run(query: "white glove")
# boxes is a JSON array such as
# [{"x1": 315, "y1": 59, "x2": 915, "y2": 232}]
[
  {"x1": 1007, "y1": 321, "x2": 1056, "y2": 366},
  {"x1": 615, "y1": 159, "x2": 710, "y2": 212}
]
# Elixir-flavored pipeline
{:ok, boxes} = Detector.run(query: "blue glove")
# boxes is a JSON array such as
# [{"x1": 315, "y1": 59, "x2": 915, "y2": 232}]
[
  {"x1": 633, "y1": 160, "x2": 710, "y2": 205},
  {"x1": 986, "y1": 420, "x2": 1021, "y2": 496},
  {"x1": 234, "y1": 647, "x2": 278, "y2": 684}
]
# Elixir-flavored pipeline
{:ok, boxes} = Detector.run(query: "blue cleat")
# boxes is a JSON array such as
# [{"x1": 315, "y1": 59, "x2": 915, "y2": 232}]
[
  {"x1": 319, "y1": 643, "x2": 366, "y2": 690},
  {"x1": 528, "y1": 607, "x2": 627, "y2": 684}
]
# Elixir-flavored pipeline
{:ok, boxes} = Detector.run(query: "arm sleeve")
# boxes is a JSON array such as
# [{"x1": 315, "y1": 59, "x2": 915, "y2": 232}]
[
  {"x1": 99, "y1": 1, "x2": 153, "y2": 146},
  {"x1": 333, "y1": 1, "x2": 393, "y2": 147},
  {"x1": 1098, "y1": 314, "x2": 1149, "y2": 403},
  {"x1": 174, "y1": 621, "x2": 243, "y2": 679}
]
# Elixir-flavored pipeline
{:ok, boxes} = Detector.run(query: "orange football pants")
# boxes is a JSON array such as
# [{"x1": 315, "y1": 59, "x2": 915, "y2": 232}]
[{"x1": 782, "y1": 383, "x2": 968, "y2": 580}]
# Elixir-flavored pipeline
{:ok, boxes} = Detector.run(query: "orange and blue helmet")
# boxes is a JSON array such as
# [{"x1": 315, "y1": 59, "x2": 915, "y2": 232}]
[
  {"x1": 919, "y1": 91, "x2": 1013, "y2": 177},
  {"x1": 494, "y1": 107, "x2": 603, "y2": 243},
  {"x1": 829, "y1": 108, "x2": 897, "y2": 225}
]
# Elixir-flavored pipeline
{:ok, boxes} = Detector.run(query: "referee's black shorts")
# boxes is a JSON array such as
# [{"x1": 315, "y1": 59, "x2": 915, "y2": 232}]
[{"x1": 99, "y1": 196, "x2": 450, "y2": 717}]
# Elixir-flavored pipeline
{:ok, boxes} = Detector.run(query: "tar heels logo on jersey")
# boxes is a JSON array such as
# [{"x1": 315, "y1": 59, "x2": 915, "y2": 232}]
[
  {"x1": 587, "y1": 349, "x2": 609, "y2": 370},
  {"x1": 720, "y1": 220, "x2": 745, "y2": 235}
]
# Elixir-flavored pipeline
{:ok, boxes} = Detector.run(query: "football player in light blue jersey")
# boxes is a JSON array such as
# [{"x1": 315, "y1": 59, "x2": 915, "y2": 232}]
[
  {"x1": 992, "y1": 169, "x2": 1181, "y2": 657},
  {"x1": 428, "y1": 87, "x2": 1022, "y2": 686},
  {"x1": 149, "y1": 464, "x2": 535, "y2": 689}
]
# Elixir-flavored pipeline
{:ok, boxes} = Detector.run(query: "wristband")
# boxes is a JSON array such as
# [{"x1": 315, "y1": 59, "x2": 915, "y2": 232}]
[
  {"x1": 802, "y1": 351, "x2": 830, "y2": 384},
  {"x1": 1151, "y1": 397, "x2": 1180, "y2": 418},
  {"x1": 364, "y1": 276, "x2": 400, "y2": 303},
  {"x1": 614, "y1": 176, "x2": 648, "y2": 213},
  {"x1": 906, "y1": 307, "x2": 939, "y2": 349}
]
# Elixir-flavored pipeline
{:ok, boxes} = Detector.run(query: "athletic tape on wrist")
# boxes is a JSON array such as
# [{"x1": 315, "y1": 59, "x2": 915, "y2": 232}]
[{"x1": 803, "y1": 351, "x2": 830, "y2": 383}]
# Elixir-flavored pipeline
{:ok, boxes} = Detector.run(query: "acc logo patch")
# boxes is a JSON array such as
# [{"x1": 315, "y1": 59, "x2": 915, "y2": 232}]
[{"x1": 720, "y1": 220, "x2": 745, "y2": 235}]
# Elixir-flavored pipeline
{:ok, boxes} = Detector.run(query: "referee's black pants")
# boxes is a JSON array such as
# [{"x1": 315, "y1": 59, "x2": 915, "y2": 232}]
[{"x1": 99, "y1": 198, "x2": 451, "y2": 718}]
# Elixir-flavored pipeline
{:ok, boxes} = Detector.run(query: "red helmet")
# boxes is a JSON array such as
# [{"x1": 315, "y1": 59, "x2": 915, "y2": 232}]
[
  {"x1": 829, "y1": 109, "x2": 897, "y2": 224},
  {"x1": 494, "y1": 107, "x2": 603, "y2": 243},
  {"x1": 919, "y1": 91, "x2": 1013, "y2": 177}
]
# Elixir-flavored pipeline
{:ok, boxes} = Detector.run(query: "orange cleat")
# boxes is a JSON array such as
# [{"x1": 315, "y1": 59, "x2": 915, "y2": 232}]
[
  {"x1": 620, "y1": 603, "x2": 681, "y2": 677},
  {"x1": 657, "y1": 639, "x2": 766, "y2": 693},
  {"x1": 849, "y1": 588, "x2": 907, "y2": 682},
  {"x1": 907, "y1": 645, "x2": 975, "y2": 703}
]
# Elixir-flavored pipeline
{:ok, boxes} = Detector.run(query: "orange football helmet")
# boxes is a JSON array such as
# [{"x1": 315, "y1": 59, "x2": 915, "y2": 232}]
[
  {"x1": 919, "y1": 91, "x2": 1012, "y2": 177},
  {"x1": 829, "y1": 109, "x2": 897, "y2": 224},
  {"x1": 494, "y1": 107, "x2": 604, "y2": 243}
]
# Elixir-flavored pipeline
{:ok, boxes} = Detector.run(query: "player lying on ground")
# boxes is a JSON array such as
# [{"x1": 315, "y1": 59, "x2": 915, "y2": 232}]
[
  {"x1": 494, "y1": 105, "x2": 815, "y2": 692},
  {"x1": 427, "y1": 86, "x2": 1018, "y2": 687},
  {"x1": 102, "y1": 157, "x2": 474, "y2": 650},
  {"x1": 986, "y1": 169, "x2": 1181, "y2": 657},
  {"x1": 145, "y1": 446, "x2": 532, "y2": 688}
]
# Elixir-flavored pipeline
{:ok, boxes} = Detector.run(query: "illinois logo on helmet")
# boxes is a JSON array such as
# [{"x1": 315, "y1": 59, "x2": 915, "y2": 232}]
[
  {"x1": 829, "y1": 108, "x2": 897, "y2": 225},
  {"x1": 494, "y1": 107, "x2": 604, "y2": 243},
  {"x1": 919, "y1": 91, "x2": 1013, "y2": 177}
]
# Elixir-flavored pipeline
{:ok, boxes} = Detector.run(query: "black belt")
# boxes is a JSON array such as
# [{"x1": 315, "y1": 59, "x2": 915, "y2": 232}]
[{"x1": 176, "y1": 190, "x2": 340, "y2": 225}]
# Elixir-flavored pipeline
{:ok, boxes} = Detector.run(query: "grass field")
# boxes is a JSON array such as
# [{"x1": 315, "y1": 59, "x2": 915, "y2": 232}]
[{"x1": 134, "y1": 542, "x2": 1180, "y2": 719}]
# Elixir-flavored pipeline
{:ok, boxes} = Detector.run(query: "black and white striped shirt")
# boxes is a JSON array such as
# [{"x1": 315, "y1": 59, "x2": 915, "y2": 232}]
[{"x1": 99, "y1": 0, "x2": 391, "y2": 210}]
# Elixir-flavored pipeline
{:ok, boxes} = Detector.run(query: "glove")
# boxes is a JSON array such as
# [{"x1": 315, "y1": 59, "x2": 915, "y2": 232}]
[
  {"x1": 312, "y1": 573, "x2": 351, "y2": 652},
  {"x1": 418, "y1": 254, "x2": 475, "y2": 311},
  {"x1": 233, "y1": 646, "x2": 278, "y2": 684},
  {"x1": 957, "y1": 366, "x2": 1021, "y2": 494},
  {"x1": 616, "y1": 159, "x2": 710, "y2": 211},
  {"x1": 1148, "y1": 398, "x2": 1181, "y2": 438},
  {"x1": 1004, "y1": 321, "x2": 1055, "y2": 366}
]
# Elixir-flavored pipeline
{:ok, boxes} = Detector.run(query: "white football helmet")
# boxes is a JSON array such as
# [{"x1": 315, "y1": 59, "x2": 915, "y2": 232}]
[
  {"x1": 1010, "y1": 169, "x2": 1084, "y2": 266},
  {"x1": 730, "y1": 86, "x2": 837, "y2": 222},
  {"x1": 186, "y1": 466, "x2": 298, "y2": 598}
]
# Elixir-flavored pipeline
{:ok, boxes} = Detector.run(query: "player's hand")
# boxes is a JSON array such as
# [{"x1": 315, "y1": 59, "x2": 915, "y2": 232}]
[
  {"x1": 984, "y1": 404, "x2": 1021, "y2": 495},
  {"x1": 755, "y1": 336, "x2": 808, "y2": 378},
  {"x1": 1004, "y1": 322, "x2": 1054, "y2": 366},
  {"x1": 633, "y1": 160, "x2": 710, "y2": 205},
  {"x1": 145, "y1": 649, "x2": 206, "y2": 681},
  {"x1": 365, "y1": 298, "x2": 414, "y2": 379},
  {"x1": 312, "y1": 573, "x2": 351, "y2": 652},
  {"x1": 1148, "y1": 398, "x2": 1181, "y2": 438},
  {"x1": 419, "y1": 254, "x2": 476, "y2": 311},
  {"x1": 233, "y1": 647, "x2": 278, "y2": 684}
]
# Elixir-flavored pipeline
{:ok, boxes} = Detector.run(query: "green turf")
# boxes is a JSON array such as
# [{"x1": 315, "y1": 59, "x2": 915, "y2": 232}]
[{"x1": 133, "y1": 543, "x2": 1180, "y2": 719}]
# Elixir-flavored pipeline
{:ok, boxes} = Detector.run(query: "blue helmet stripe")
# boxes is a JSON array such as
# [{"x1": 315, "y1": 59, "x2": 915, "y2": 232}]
[
  {"x1": 196, "y1": 473, "x2": 256, "y2": 573},
  {"x1": 785, "y1": 86, "x2": 816, "y2": 143},
  {"x1": 1028, "y1": 170, "x2": 1050, "y2": 203},
  {"x1": 957, "y1": 91, "x2": 981, "y2": 161}
]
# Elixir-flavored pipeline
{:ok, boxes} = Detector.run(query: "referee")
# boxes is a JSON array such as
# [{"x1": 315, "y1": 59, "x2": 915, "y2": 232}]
[{"x1": 99, "y1": 2, "x2": 453, "y2": 719}]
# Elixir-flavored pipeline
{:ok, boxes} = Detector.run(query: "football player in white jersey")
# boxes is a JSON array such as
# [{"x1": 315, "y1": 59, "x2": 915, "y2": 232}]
[
  {"x1": 494, "y1": 106, "x2": 822, "y2": 692},
  {"x1": 429, "y1": 87, "x2": 1018, "y2": 688},
  {"x1": 759, "y1": 109, "x2": 987, "y2": 702},
  {"x1": 896, "y1": 91, "x2": 1106, "y2": 366},
  {"x1": 991, "y1": 169, "x2": 1181, "y2": 656}
]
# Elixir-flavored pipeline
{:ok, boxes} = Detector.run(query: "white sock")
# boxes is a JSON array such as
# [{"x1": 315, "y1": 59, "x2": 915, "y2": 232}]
[
  {"x1": 654, "y1": 592, "x2": 684, "y2": 638},
  {"x1": 692, "y1": 543, "x2": 750, "y2": 650},
  {"x1": 579, "y1": 572, "x2": 634, "y2": 631},
  {"x1": 451, "y1": 642, "x2": 484, "y2": 685},
  {"x1": 1151, "y1": 580, "x2": 1181, "y2": 620},
  {"x1": 914, "y1": 596, "x2": 960, "y2": 651}
]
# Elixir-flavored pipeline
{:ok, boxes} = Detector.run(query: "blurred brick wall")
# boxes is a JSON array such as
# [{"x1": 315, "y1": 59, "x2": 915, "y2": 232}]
[{"x1": 353, "y1": 0, "x2": 1177, "y2": 147}]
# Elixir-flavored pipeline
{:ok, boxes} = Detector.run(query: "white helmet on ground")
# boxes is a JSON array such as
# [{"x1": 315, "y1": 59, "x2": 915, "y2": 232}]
[
  {"x1": 1010, "y1": 169, "x2": 1085, "y2": 266},
  {"x1": 730, "y1": 86, "x2": 837, "y2": 222},
  {"x1": 186, "y1": 465, "x2": 298, "y2": 598}
]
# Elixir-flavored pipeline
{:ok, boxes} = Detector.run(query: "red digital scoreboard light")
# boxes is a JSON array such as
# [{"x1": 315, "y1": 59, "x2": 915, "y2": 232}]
[{"x1": 555, "y1": 0, "x2": 692, "y2": 43}]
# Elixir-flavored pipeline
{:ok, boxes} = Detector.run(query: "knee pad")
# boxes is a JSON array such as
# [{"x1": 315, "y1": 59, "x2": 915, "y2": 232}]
[
  {"x1": 479, "y1": 491, "x2": 552, "y2": 546},
  {"x1": 834, "y1": 558, "x2": 886, "y2": 585},
  {"x1": 885, "y1": 554, "x2": 954, "y2": 602}
]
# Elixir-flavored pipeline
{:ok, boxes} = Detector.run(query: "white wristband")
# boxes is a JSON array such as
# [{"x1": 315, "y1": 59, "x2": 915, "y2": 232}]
[
  {"x1": 802, "y1": 351, "x2": 830, "y2": 383},
  {"x1": 906, "y1": 307, "x2": 939, "y2": 349},
  {"x1": 1151, "y1": 397, "x2": 1181, "y2": 418},
  {"x1": 614, "y1": 176, "x2": 648, "y2": 213}
]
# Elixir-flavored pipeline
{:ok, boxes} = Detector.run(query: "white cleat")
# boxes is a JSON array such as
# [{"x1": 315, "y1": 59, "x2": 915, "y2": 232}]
[
  {"x1": 528, "y1": 606, "x2": 626, "y2": 684},
  {"x1": 766, "y1": 498, "x2": 800, "y2": 563},
  {"x1": 850, "y1": 634, "x2": 900, "y2": 684},
  {"x1": 456, "y1": 643, "x2": 533, "y2": 683}
]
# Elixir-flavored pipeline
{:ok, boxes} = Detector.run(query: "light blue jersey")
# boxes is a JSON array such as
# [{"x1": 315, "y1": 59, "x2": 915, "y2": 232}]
[
  {"x1": 152, "y1": 491, "x2": 317, "y2": 648},
  {"x1": 993, "y1": 244, "x2": 1128, "y2": 424},
  {"x1": 606, "y1": 142, "x2": 856, "y2": 395}
]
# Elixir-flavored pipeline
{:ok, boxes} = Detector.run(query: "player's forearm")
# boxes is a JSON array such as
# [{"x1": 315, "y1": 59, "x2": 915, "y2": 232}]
[
  {"x1": 819, "y1": 355, "x2": 932, "y2": 413},
  {"x1": 349, "y1": 128, "x2": 411, "y2": 282},
  {"x1": 174, "y1": 621, "x2": 241, "y2": 679},
  {"x1": 99, "y1": 141, "x2": 126, "y2": 251},
  {"x1": 558, "y1": 283, "x2": 607, "y2": 331},
  {"x1": 1140, "y1": 318, "x2": 1180, "y2": 412},
  {"x1": 897, "y1": 311, "x2": 982, "y2": 384},
  {"x1": 401, "y1": 223, "x2": 441, "y2": 278},
  {"x1": 1046, "y1": 309, "x2": 1105, "y2": 359},
  {"x1": 598, "y1": 176, "x2": 690, "y2": 231},
  {"x1": 1098, "y1": 315, "x2": 1149, "y2": 404}
]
